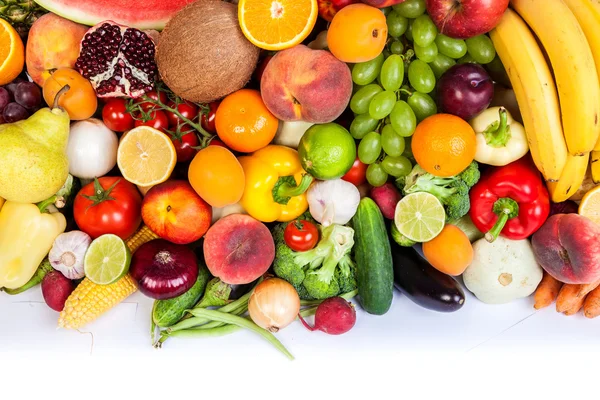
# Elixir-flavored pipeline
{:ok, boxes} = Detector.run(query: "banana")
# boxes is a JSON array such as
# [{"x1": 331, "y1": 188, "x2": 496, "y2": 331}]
[
  {"x1": 489, "y1": 9, "x2": 567, "y2": 182},
  {"x1": 562, "y1": 0, "x2": 600, "y2": 151},
  {"x1": 591, "y1": 151, "x2": 600, "y2": 184},
  {"x1": 511, "y1": 0, "x2": 600, "y2": 156},
  {"x1": 547, "y1": 154, "x2": 590, "y2": 202}
]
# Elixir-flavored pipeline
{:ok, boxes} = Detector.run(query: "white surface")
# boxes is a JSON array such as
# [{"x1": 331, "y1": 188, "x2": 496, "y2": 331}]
[{"x1": 1, "y1": 282, "x2": 599, "y2": 359}]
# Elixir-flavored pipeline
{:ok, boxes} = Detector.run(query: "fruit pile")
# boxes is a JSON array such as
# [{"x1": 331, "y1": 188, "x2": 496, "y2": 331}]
[{"x1": 1, "y1": 0, "x2": 600, "y2": 359}]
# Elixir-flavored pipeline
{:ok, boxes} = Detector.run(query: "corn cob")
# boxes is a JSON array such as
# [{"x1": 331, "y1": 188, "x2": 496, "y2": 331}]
[{"x1": 58, "y1": 225, "x2": 159, "y2": 329}]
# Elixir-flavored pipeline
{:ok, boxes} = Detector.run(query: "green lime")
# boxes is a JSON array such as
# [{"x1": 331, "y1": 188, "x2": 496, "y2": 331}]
[
  {"x1": 298, "y1": 123, "x2": 357, "y2": 180},
  {"x1": 84, "y1": 234, "x2": 131, "y2": 285},
  {"x1": 394, "y1": 192, "x2": 445, "y2": 243}
]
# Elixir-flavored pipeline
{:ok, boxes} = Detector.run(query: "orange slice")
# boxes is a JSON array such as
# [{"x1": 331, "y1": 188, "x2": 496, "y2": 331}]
[
  {"x1": 0, "y1": 19, "x2": 25, "y2": 85},
  {"x1": 238, "y1": 0, "x2": 318, "y2": 51},
  {"x1": 578, "y1": 186, "x2": 600, "y2": 226},
  {"x1": 117, "y1": 126, "x2": 177, "y2": 187}
]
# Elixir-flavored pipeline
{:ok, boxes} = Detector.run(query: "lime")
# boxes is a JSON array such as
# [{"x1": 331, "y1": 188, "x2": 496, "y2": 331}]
[
  {"x1": 84, "y1": 234, "x2": 131, "y2": 285},
  {"x1": 394, "y1": 192, "x2": 445, "y2": 243},
  {"x1": 298, "y1": 123, "x2": 357, "y2": 180}
]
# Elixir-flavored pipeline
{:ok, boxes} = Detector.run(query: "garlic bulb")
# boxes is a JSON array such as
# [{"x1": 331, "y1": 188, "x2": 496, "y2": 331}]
[
  {"x1": 306, "y1": 179, "x2": 361, "y2": 227},
  {"x1": 49, "y1": 231, "x2": 92, "y2": 280}
]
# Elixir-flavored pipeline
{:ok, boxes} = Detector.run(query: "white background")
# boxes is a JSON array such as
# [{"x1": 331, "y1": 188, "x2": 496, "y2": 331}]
[{"x1": 2, "y1": 283, "x2": 600, "y2": 398}]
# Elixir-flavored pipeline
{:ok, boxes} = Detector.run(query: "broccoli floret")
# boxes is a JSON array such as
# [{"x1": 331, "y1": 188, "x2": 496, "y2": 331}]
[
  {"x1": 293, "y1": 283, "x2": 314, "y2": 301},
  {"x1": 401, "y1": 163, "x2": 478, "y2": 221},
  {"x1": 459, "y1": 161, "x2": 481, "y2": 188},
  {"x1": 303, "y1": 273, "x2": 340, "y2": 300},
  {"x1": 272, "y1": 223, "x2": 306, "y2": 287},
  {"x1": 335, "y1": 257, "x2": 357, "y2": 294}
]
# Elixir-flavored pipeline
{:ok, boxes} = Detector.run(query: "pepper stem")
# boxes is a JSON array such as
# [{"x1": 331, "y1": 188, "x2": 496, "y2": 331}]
[
  {"x1": 485, "y1": 197, "x2": 520, "y2": 242},
  {"x1": 37, "y1": 195, "x2": 58, "y2": 213},
  {"x1": 483, "y1": 107, "x2": 512, "y2": 148},
  {"x1": 272, "y1": 174, "x2": 314, "y2": 205}
]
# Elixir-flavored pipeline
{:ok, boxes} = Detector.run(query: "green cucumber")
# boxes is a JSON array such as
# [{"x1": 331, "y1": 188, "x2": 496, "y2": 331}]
[
  {"x1": 352, "y1": 197, "x2": 394, "y2": 315},
  {"x1": 152, "y1": 263, "x2": 210, "y2": 328}
]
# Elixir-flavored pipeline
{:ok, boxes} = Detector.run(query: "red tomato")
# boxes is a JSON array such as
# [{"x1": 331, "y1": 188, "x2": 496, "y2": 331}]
[
  {"x1": 200, "y1": 101, "x2": 219, "y2": 134},
  {"x1": 135, "y1": 90, "x2": 168, "y2": 112},
  {"x1": 74, "y1": 177, "x2": 143, "y2": 240},
  {"x1": 342, "y1": 156, "x2": 368, "y2": 186},
  {"x1": 102, "y1": 98, "x2": 134, "y2": 132},
  {"x1": 134, "y1": 109, "x2": 169, "y2": 130},
  {"x1": 166, "y1": 101, "x2": 199, "y2": 127},
  {"x1": 284, "y1": 220, "x2": 319, "y2": 252},
  {"x1": 170, "y1": 123, "x2": 200, "y2": 163},
  {"x1": 208, "y1": 138, "x2": 227, "y2": 148}
]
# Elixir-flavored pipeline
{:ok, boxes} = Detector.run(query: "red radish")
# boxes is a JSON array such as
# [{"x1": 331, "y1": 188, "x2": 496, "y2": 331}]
[
  {"x1": 41, "y1": 270, "x2": 75, "y2": 312},
  {"x1": 298, "y1": 297, "x2": 356, "y2": 335},
  {"x1": 370, "y1": 183, "x2": 402, "y2": 220}
]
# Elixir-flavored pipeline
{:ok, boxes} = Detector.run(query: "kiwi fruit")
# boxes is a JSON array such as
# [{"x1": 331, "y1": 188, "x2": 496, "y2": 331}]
[{"x1": 157, "y1": 0, "x2": 260, "y2": 103}]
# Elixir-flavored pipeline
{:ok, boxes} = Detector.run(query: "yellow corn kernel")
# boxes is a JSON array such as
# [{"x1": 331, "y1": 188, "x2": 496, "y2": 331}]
[
  {"x1": 126, "y1": 224, "x2": 160, "y2": 253},
  {"x1": 58, "y1": 275, "x2": 137, "y2": 329}
]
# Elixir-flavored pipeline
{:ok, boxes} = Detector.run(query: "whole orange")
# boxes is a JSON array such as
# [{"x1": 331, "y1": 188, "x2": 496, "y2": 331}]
[
  {"x1": 327, "y1": 4, "x2": 387, "y2": 63},
  {"x1": 215, "y1": 89, "x2": 279, "y2": 153},
  {"x1": 188, "y1": 146, "x2": 245, "y2": 208},
  {"x1": 411, "y1": 114, "x2": 476, "y2": 177},
  {"x1": 43, "y1": 68, "x2": 97, "y2": 120},
  {"x1": 422, "y1": 225, "x2": 473, "y2": 276}
]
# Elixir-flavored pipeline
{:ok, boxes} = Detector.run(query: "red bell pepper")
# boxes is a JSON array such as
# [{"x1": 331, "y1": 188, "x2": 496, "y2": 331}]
[{"x1": 469, "y1": 157, "x2": 550, "y2": 242}]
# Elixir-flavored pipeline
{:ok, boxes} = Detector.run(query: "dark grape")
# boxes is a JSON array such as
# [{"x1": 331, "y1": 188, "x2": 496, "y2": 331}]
[
  {"x1": 0, "y1": 87, "x2": 10, "y2": 112},
  {"x1": 4, "y1": 78, "x2": 25, "y2": 98},
  {"x1": 2, "y1": 102, "x2": 30, "y2": 123},
  {"x1": 14, "y1": 82, "x2": 42, "y2": 110}
]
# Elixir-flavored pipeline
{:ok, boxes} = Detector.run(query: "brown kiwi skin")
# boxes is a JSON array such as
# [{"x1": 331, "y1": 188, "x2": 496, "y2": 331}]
[{"x1": 157, "y1": 0, "x2": 260, "y2": 103}]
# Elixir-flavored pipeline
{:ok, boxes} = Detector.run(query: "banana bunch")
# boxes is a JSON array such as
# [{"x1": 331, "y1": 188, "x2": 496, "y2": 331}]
[{"x1": 490, "y1": 0, "x2": 600, "y2": 202}]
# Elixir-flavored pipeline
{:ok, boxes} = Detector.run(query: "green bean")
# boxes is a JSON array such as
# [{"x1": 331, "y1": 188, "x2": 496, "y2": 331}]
[
  {"x1": 164, "y1": 324, "x2": 241, "y2": 339},
  {"x1": 195, "y1": 304, "x2": 248, "y2": 330},
  {"x1": 187, "y1": 308, "x2": 294, "y2": 360}
]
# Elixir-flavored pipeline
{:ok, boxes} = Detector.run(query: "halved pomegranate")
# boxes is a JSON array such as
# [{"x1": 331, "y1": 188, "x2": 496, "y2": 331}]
[{"x1": 75, "y1": 21, "x2": 157, "y2": 98}]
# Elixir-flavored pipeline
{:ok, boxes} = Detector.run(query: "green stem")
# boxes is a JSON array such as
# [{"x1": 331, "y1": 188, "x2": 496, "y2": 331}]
[
  {"x1": 163, "y1": 324, "x2": 241, "y2": 340},
  {"x1": 483, "y1": 107, "x2": 512, "y2": 148},
  {"x1": 196, "y1": 304, "x2": 248, "y2": 330},
  {"x1": 185, "y1": 309, "x2": 294, "y2": 360},
  {"x1": 273, "y1": 174, "x2": 314, "y2": 205},
  {"x1": 485, "y1": 197, "x2": 520, "y2": 243},
  {"x1": 298, "y1": 290, "x2": 358, "y2": 315},
  {"x1": 36, "y1": 195, "x2": 58, "y2": 213}
]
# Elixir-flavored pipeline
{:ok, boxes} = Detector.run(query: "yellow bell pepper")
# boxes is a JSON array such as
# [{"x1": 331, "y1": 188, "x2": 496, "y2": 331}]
[
  {"x1": 0, "y1": 201, "x2": 66, "y2": 290},
  {"x1": 0, "y1": 197, "x2": 4, "y2": 211},
  {"x1": 239, "y1": 145, "x2": 313, "y2": 223}
]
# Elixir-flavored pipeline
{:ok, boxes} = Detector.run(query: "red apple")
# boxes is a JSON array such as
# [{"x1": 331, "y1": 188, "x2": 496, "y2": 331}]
[
  {"x1": 141, "y1": 180, "x2": 212, "y2": 245},
  {"x1": 425, "y1": 0, "x2": 509, "y2": 39},
  {"x1": 361, "y1": 0, "x2": 406, "y2": 8},
  {"x1": 318, "y1": 0, "x2": 360, "y2": 22}
]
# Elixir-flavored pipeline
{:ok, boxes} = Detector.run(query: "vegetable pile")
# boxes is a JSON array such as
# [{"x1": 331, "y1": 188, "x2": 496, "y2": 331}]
[{"x1": 2, "y1": 0, "x2": 600, "y2": 359}]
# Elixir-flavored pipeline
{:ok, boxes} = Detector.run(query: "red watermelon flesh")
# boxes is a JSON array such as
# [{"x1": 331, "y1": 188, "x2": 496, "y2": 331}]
[{"x1": 33, "y1": 0, "x2": 197, "y2": 30}]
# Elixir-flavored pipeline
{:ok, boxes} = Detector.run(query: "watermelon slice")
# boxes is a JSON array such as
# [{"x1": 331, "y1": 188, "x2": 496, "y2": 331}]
[{"x1": 33, "y1": 0, "x2": 197, "y2": 30}]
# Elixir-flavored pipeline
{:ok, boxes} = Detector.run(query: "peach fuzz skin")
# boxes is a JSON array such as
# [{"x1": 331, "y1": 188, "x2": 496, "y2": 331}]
[{"x1": 260, "y1": 45, "x2": 352, "y2": 124}]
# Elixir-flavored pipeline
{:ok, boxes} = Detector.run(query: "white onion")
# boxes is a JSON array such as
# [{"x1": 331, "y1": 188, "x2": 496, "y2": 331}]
[
  {"x1": 307, "y1": 179, "x2": 361, "y2": 227},
  {"x1": 67, "y1": 118, "x2": 118, "y2": 179}
]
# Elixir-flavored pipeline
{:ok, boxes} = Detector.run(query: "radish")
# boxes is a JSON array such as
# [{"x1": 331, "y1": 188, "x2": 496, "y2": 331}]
[
  {"x1": 298, "y1": 297, "x2": 356, "y2": 335},
  {"x1": 41, "y1": 270, "x2": 75, "y2": 312},
  {"x1": 369, "y1": 183, "x2": 402, "y2": 220}
]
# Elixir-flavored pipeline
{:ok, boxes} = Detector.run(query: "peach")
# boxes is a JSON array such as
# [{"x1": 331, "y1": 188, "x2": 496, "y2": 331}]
[
  {"x1": 260, "y1": 44, "x2": 352, "y2": 124},
  {"x1": 362, "y1": 0, "x2": 406, "y2": 6},
  {"x1": 26, "y1": 13, "x2": 88, "y2": 87}
]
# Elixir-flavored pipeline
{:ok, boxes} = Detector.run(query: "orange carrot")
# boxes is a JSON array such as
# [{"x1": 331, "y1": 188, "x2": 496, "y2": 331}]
[
  {"x1": 534, "y1": 272, "x2": 563, "y2": 310},
  {"x1": 564, "y1": 296, "x2": 585, "y2": 316},
  {"x1": 583, "y1": 286, "x2": 600, "y2": 319},
  {"x1": 556, "y1": 281, "x2": 600, "y2": 313}
]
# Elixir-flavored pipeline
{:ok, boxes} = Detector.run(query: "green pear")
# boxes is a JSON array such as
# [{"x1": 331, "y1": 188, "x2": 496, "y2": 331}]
[{"x1": 0, "y1": 93, "x2": 71, "y2": 204}]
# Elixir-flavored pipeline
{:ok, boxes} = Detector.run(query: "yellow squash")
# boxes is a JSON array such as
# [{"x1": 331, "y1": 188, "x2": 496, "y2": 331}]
[
  {"x1": 238, "y1": 145, "x2": 312, "y2": 223},
  {"x1": 0, "y1": 201, "x2": 66, "y2": 290}
]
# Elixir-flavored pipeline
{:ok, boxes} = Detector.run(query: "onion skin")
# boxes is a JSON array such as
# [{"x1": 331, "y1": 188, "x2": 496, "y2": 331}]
[
  {"x1": 248, "y1": 278, "x2": 300, "y2": 332},
  {"x1": 130, "y1": 239, "x2": 199, "y2": 300}
]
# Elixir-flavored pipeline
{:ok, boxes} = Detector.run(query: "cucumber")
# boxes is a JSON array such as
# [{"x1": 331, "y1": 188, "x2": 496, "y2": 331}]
[
  {"x1": 152, "y1": 263, "x2": 210, "y2": 327},
  {"x1": 352, "y1": 197, "x2": 394, "y2": 315}
]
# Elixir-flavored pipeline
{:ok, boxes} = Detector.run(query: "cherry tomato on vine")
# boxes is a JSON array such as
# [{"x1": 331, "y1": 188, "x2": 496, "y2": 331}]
[
  {"x1": 208, "y1": 138, "x2": 227, "y2": 148},
  {"x1": 136, "y1": 90, "x2": 168, "y2": 112},
  {"x1": 102, "y1": 98, "x2": 134, "y2": 132},
  {"x1": 200, "y1": 101, "x2": 219, "y2": 134},
  {"x1": 166, "y1": 101, "x2": 199, "y2": 127},
  {"x1": 284, "y1": 220, "x2": 319, "y2": 252},
  {"x1": 134, "y1": 109, "x2": 169, "y2": 130},
  {"x1": 170, "y1": 123, "x2": 200, "y2": 163},
  {"x1": 342, "y1": 156, "x2": 368, "y2": 186}
]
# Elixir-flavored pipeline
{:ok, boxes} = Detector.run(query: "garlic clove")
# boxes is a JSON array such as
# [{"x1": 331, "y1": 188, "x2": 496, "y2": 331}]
[{"x1": 49, "y1": 231, "x2": 92, "y2": 280}]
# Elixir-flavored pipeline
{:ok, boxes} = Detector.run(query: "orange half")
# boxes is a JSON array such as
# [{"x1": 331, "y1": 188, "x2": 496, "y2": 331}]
[
  {"x1": 0, "y1": 19, "x2": 25, "y2": 85},
  {"x1": 238, "y1": 0, "x2": 318, "y2": 51}
]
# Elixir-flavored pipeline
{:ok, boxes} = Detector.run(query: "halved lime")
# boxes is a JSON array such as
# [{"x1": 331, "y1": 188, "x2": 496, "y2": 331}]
[
  {"x1": 84, "y1": 234, "x2": 131, "y2": 285},
  {"x1": 394, "y1": 192, "x2": 445, "y2": 243}
]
